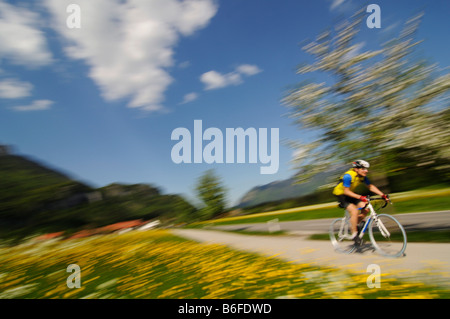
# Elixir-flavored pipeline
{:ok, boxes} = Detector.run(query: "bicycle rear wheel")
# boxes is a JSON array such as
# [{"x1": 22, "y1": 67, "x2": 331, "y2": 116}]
[
  {"x1": 369, "y1": 214, "x2": 407, "y2": 258},
  {"x1": 329, "y1": 217, "x2": 356, "y2": 254}
]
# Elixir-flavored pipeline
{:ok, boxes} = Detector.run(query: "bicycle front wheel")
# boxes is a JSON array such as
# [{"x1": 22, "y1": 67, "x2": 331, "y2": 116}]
[
  {"x1": 329, "y1": 217, "x2": 356, "y2": 254},
  {"x1": 369, "y1": 214, "x2": 407, "y2": 258}
]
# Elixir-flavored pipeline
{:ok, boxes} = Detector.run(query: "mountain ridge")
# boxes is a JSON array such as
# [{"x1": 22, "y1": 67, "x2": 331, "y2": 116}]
[{"x1": 237, "y1": 169, "x2": 342, "y2": 208}]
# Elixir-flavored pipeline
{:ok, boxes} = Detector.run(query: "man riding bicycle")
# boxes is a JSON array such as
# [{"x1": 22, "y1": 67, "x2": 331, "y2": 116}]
[{"x1": 333, "y1": 160, "x2": 389, "y2": 244}]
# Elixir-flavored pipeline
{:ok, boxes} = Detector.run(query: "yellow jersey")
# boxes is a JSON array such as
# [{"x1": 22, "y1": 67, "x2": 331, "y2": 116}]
[{"x1": 333, "y1": 169, "x2": 371, "y2": 196}]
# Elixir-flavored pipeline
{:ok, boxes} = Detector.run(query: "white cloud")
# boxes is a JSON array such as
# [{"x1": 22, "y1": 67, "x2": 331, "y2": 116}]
[
  {"x1": 180, "y1": 92, "x2": 198, "y2": 104},
  {"x1": 200, "y1": 70, "x2": 242, "y2": 90},
  {"x1": 0, "y1": 1, "x2": 53, "y2": 67},
  {"x1": 44, "y1": 0, "x2": 218, "y2": 112},
  {"x1": 236, "y1": 64, "x2": 262, "y2": 76},
  {"x1": 200, "y1": 64, "x2": 262, "y2": 90},
  {"x1": 11, "y1": 99, "x2": 54, "y2": 112},
  {"x1": 0, "y1": 79, "x2": 33, "y2": 99},
  {"x1": 178, "y1": 61, "x2": 191, "y2": 69}
]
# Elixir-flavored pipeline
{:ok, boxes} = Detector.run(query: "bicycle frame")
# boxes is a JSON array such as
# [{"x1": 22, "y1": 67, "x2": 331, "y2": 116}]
[
  {"x1": 355, "y1": 197, "x2": 390, "y2": 240},
  {"x1": 332, "y1": 195, "x2": 406, "y2": 257},
  {"x1": 337, "y1": 209, "x2": 373, "y2": 240},
  {"x1": 355, "y1": 203, "x2": 375, "y2": 239},
  {"x1": 338, "y1": 197, "x2": 388, "y2": 241}
]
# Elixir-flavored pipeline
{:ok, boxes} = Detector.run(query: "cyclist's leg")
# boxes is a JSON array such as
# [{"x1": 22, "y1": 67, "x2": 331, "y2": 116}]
[
  {"x1": 356, "y1": 201, "x2": 368, "y2": 223},
  {"x1": 346, "y1": 203, "x2": 359, "y2": 236},
  {"x1": 336, "y1": 195, "x2": 361, "y2": 237}
]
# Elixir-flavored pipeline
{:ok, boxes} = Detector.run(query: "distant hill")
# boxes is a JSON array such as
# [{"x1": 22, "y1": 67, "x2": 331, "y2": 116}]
[
  {"x1": 237, "y1": 170, "x2": 342, "y2": 208},
  {"x1": 0, "y1": 147, "x2": 197, "y2": 241},
  {"x1": 0, "y1": 153, "x2": 93, "y2": 226}
]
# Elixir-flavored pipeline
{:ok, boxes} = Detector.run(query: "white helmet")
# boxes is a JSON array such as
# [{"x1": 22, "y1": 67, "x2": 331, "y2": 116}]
[{"x1": 352, "y1": 160, "x2": 370, "y2": 169}]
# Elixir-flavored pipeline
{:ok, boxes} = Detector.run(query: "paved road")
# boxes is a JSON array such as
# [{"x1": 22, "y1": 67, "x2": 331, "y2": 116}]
[{"x1": 172, "y1": 211, "x2": 450, "y2": 287}]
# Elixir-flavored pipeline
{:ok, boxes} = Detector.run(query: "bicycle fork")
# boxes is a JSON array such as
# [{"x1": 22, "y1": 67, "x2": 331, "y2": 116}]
[{"x1": 371, "y1": 215, "x2": 391, "y2": 238}]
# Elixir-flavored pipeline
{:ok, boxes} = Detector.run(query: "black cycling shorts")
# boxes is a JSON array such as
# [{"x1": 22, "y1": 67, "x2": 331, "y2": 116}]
[{"x1": 336, "y1": 195, "x2": 362, "y2": 209}]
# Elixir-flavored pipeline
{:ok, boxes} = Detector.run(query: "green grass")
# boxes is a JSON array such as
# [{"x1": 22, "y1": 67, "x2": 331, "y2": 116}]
[
  {"x1": 309, "y1": 230, "x2": 450, "y2": 243},
  {"x1": 405, "y1": 230, "x2": 450, "y2": 242},
  {"x1": 193, "y1": 207, "x2": 341, "y2": 227},
  {"x1": 388, "y1": 196, "x2": 450, "y2": 214},
  {"x1": 212, "y1": 227, "x2": 450, "y2": 243}
]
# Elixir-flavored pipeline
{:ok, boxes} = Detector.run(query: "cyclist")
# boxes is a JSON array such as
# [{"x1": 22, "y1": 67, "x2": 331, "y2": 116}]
[{"x1": 333, "y1": 160, "x2": 389, "y2": 244}]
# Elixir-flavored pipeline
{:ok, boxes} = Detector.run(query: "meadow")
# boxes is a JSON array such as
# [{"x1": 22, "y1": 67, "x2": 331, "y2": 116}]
[{"x1": 0, "y1": 230, "x2": 448, "y2": 299}]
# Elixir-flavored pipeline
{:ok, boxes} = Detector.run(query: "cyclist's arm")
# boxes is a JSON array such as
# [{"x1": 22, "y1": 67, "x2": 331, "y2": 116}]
[
  {"x1": 368, "y1": 184, "x2": 387, "y2": 198},
  {"x1": 341, "y1": 174, "x2": 362, "y2": 199},
  {"x1": 343, "y1": 187, "x2": 362, "y2": 199}
]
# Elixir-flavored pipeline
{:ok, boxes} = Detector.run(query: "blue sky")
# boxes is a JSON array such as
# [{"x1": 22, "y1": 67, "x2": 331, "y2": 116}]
[{"x1": 1, "y1": 0, "x2": 449, "y2": 207}]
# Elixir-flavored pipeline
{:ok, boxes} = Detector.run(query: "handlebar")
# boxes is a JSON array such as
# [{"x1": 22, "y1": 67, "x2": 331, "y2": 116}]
[{"x1": 358, "y1": 195, "x2": 390, "y2": 210}]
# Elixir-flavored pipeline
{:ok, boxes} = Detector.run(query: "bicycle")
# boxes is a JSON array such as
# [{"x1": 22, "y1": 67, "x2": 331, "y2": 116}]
[{"x1": 329, "y1": 195, "x2": 407, "y2": 258}]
